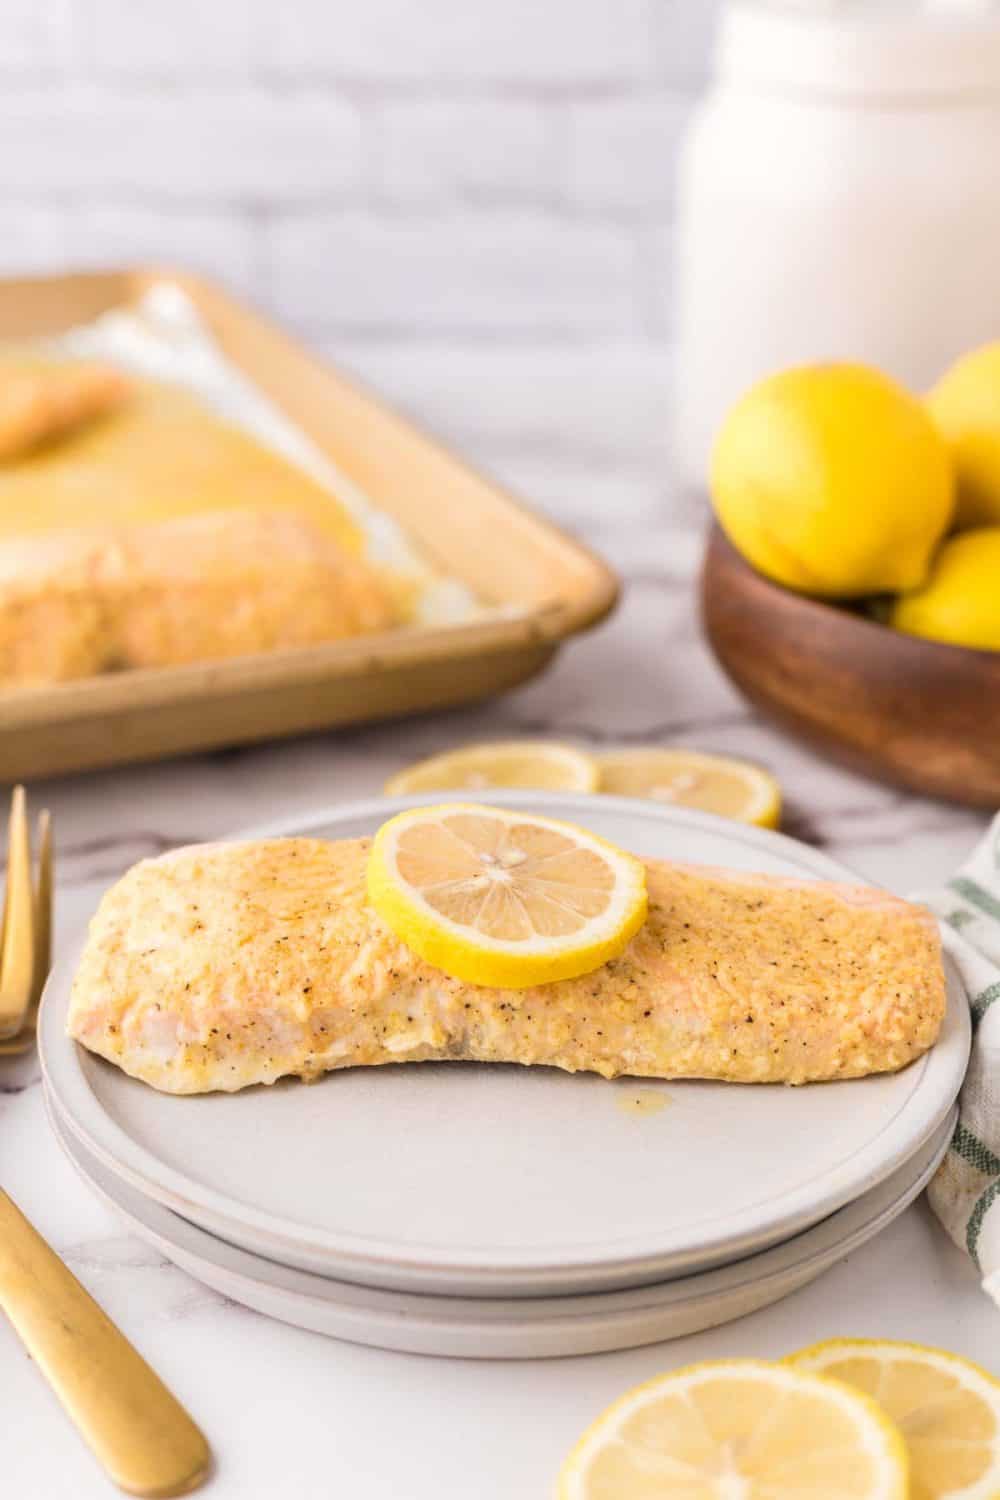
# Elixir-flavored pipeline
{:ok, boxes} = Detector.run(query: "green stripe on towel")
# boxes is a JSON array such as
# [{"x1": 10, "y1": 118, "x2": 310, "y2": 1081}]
[
  {"x1": 967, "y1": 1178, "x2": 1000, "y2": 1270},
  {"x1": 972, "y1": 982, "x2": 1000, "y2": 1028},
  {"x1": 952, "y1": 1121, "x2": 1000, "y2": 1178},
  {"x1": 949, "y1": 877, "x2": 1000, "y2": 924}
]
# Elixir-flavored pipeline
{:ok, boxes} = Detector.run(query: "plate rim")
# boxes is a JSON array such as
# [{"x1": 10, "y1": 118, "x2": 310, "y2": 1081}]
[
  {"x1": 45, "y1": 1086, "x2": 956, "y2": 1358},
  {"x1": 39, "y1": 791, "x2": 972, "y2": 1293}
]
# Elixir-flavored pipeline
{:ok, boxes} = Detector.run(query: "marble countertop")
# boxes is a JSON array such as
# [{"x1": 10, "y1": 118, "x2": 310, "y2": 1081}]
[{"x1": 0, "y1": 516, "x2": 992, "y2": 1499}]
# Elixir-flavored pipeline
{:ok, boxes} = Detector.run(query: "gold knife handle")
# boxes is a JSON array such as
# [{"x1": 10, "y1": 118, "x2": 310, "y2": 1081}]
[{"x1": 0, "y1": 1190, "x2": 210, "y2": 1497}]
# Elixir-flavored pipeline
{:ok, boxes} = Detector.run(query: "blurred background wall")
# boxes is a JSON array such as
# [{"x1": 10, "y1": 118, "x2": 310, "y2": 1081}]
[{"x1": 2, "y1": 1, "x2": 720, "y2": 527}]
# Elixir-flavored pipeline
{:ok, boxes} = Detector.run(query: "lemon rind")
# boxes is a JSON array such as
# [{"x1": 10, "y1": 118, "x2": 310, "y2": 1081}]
[{"x1": 791, "y1": 1337, "x2": 1000, "y2": 1398}]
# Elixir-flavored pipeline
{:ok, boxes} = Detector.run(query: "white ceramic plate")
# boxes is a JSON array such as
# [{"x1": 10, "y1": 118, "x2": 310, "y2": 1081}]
[
  {"x1": 46, "y1": 1087, "x2": 956, "y2": 1360},
  {"x1": 40, "y1": 793, "x2": 971, "y2": 1297}
]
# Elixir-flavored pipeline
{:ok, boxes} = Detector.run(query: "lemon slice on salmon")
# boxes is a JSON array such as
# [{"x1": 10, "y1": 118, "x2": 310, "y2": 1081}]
[
  {"x1": 557, "y1": 1359, "x2": 908, "y2": 1500},
  {"x1": 384, "y1": 742, "x2": 599, "y2": 797},
  {"x1": 791, "y1": 1339, "x2": 1000, "y2": 1500},
  {"x1": 597, "y1": 748, "x2": 781, "y2": 828},
  {"x1": 367, "y1": 803, "x2": 647, "y2": 988}
]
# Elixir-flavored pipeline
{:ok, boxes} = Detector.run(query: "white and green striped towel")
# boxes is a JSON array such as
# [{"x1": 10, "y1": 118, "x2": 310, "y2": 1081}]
[{"x1": 919, "y1": 812, "x2": 1000, "y2": 1305}]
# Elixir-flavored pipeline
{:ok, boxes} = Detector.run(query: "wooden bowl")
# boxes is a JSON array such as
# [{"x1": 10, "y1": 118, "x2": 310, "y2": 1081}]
[{"x1": 701, "y1": 525, "x2": 1000, "y2": 808}]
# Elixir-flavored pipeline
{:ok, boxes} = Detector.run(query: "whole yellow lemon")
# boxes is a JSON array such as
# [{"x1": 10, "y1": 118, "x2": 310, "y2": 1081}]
[
  {"x1": 891, "y1": 527, "x2": 1000, "y2": 651},
  {"x1": 711, "y1": 363, "x2": 954, "y2": 597},
  {"x1": 927, "y1": 343, "x2": 1000, "y2": 528}
]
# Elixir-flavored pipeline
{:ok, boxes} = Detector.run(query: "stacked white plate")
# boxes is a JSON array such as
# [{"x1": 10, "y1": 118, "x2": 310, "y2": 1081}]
[{"x1": 40, "y1": 795, "x2": 971, "y2": 1359}]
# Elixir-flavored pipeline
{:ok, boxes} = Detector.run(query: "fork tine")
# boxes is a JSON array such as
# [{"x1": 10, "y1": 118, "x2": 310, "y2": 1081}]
[
  {"x1": 0, "y1": 787, "x2": 34, "y2": 1042},
  {"x1": 0, "y1": 803, "x2": 50, "y2": 1055},
  {"x1": 0, "y1": 804, "x2": 48, "y2": 1050},
  {"x1": 33, "y1": 809, "x2": 52, "y2": 1008}
]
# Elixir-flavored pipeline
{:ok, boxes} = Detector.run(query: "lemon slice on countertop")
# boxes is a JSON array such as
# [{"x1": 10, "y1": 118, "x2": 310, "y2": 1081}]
[
  {"x1": 367, "y1": 803, "x2": 647, "y2": 988},
  {"x1": 597, "y1": 747, "x2": 782, "y2": 828},
  {"x1": 384, "y1": 741, "x2": 599, "y2": 797},
  {"x1": 791, "y1": 1339, "x2": 1000, "y2": 1500},
  {"x1": 557, "y1": 1359, "x2": 908, "y2": 1500}
]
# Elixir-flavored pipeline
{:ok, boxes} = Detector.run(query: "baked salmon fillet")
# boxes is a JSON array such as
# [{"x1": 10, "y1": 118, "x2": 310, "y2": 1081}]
[
  {"x1": 0, "y1": 508, "x2": 397, "y2": 687},
  {"x1": 67, "y1": 838, "x2": 946, "y2": 1095},
  {"x1": 0, "y1": 360, "x2": 130, "y2": 462}
]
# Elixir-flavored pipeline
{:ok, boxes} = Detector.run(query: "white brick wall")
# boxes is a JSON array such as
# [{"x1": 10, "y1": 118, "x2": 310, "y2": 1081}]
[
  {"x1": 0, "y1": 89, "x2": 362, "y2": 201},
  {"x1": 265, "y1": 0, "x2": 655, "y2": 83},
  {"x1": 86, "y1": 0, "x2": 256, "y2": 76},
  {"x1": 270, "y1": 212, "x2": 638, "y2": 335},
  {"x1": 338, "y1": 344, "x2": 672, "y2": 462},
  {"x1": 565, "y1": 94, "x2": 692, "y2": 214},
  {"x1": 0, "y1": 204, "x2": 68, "y2": 273},
  {"x1": 0, "y1": 0, "x2": 70, "y2": 73},
  {"x1": 375, "y1": 101, "x2": 555, "y2": 206},
  {"x1": 71, "y1": 208, "x2": 259, "y2": 295},
  {"x1": 0, "y1": 0, "x2": 722, "y2": 522}
]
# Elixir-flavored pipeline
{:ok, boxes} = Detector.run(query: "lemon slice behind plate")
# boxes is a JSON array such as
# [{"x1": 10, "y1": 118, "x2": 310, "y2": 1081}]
[
  {"x1": 367, "y1": 803, "x2": 647, "y2": 988},
  {"x1": 597, "y1": 748, "x2": 781, "y2": 828},
  {"x1": 557, "y1": 1359, "x2": 908, "y2": 1500},
  {"x1": 792, "y1": 1339, "x2": 1000, "y2": 1500},
  {"x1": 384, "y1": 742, "x2": 599, "y2": 797}
]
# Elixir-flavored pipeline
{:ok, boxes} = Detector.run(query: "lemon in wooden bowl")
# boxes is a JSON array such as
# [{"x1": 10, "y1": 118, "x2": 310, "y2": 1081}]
[
  {"x1": 891, "y1": 527, "x2": 1000, "y2": 651},
  {"x1": 711, "y1": 363, "x2": 954, "y2": 597},
  {"x1": 928, "y1": 342, "x2": 1000, "y2": 529}
]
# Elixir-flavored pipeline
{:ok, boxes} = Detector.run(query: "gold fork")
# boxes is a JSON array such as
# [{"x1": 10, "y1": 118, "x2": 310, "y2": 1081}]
[
  {"x1": 0, "y1": 786, "x2": 50, "y2": 1049},
  {"x1": 0, "y1": 786, "x2": 211, "y2": 1496}
]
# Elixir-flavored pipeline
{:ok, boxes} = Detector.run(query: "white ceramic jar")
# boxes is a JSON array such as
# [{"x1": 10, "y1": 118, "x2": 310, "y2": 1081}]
[{"x1": 672, "y1": 0, "x2": 1000, "y2": 487}]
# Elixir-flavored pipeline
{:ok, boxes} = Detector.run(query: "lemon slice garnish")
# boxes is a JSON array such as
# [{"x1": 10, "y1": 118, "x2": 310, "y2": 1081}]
[
  {"x1": 597, "y1": 748, "x2": 782, "y2": 828},
  {"x1": 367, "y1": 803, "x2": 647, "y2": 989},
  {"x1": 792, "y1": 1339, "x2": 1000, "y2": 1500},
  {"x1": 384, "y1": 742, "x2": 599, "y2": 797},
  {"x1": 557, "y1": 1359, "x2": 908, "y2": 1500}
]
